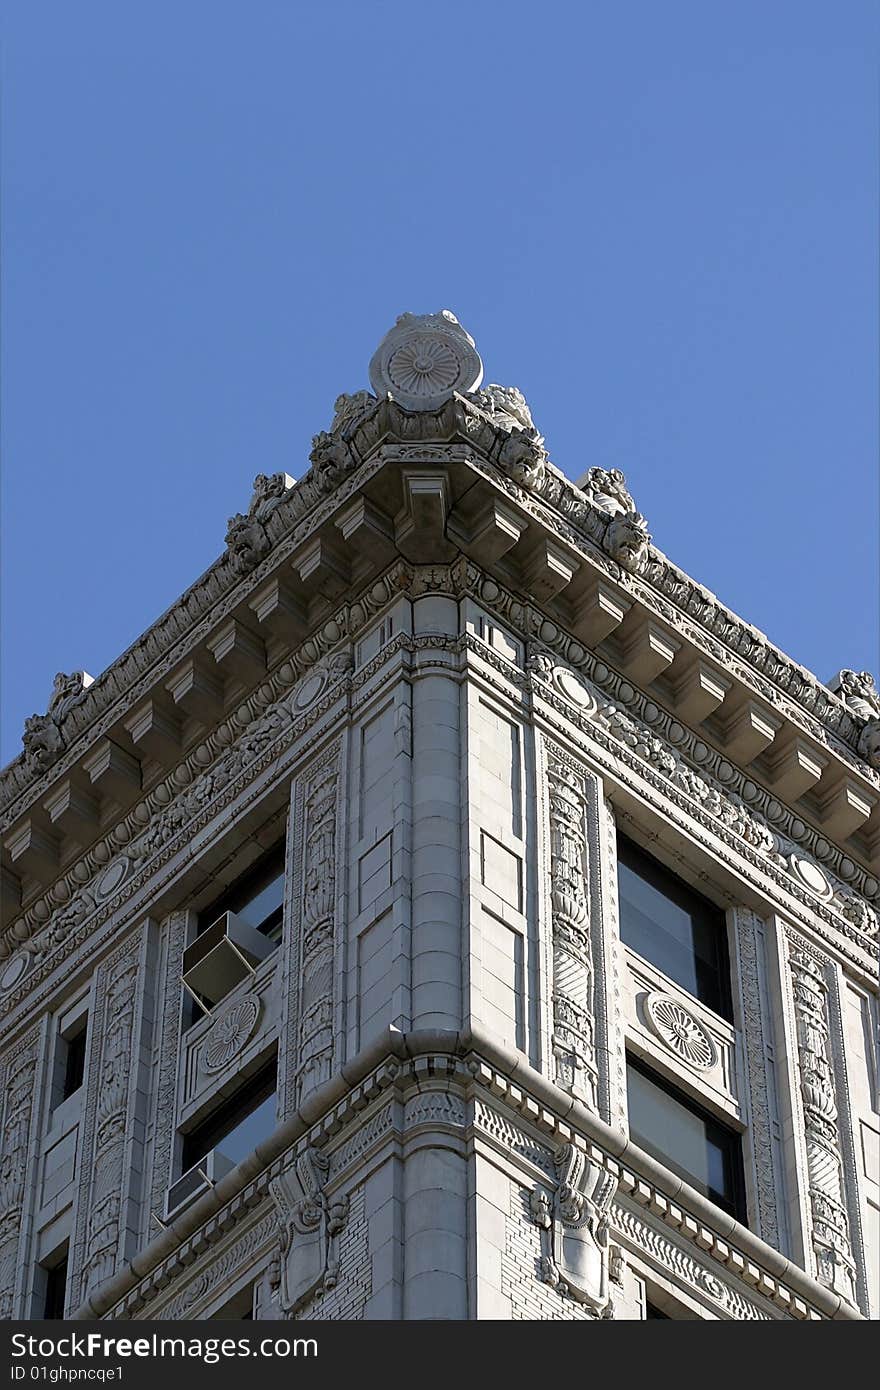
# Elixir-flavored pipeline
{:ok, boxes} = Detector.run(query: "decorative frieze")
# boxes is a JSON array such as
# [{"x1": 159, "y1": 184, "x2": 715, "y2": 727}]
[
  {"x1": 143, "y1": 1212, "x2": 277, "y2": 1320},
  {"x1": 295, "y1": 752, "x2": 341, "y2": 1105},
  {"x1": 71, "y1": 929, "x2": 150, "y2": 1306},
  {"x1": 786, "y1": 938, "x2": 857, "y2": 1303},
  {"x1": 612, "y1": 1205, "x2": 772, "y2": 1320},
  {"x1": 146, "y1": 911, "x2": 187, "y2": 1237},
  {"x1": 0, "y1": 1028, "x2": 41, "y2": 1318},
  {"x1": 546, "y1": 755, "x2": 598, "y2": 1107},
  {"x1": 734, "y1": 908, "x2": 783, "y2": 1251}
]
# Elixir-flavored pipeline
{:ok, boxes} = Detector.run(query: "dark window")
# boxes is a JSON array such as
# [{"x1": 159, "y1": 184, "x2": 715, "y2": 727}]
[
  {"x1": 617, "y1": 836, "x2": 731, "y2": 1020},
  {"x1": 181, "y1": 1062, "x2": 277, "y2": 1174},
  {"x1": 211, "y1": 1285, "x2": 255, "y2": 1318},
  {"x1": 61, "y1": 1023, "x2": 87, "y2": 1101},
  {"x1": 645, "y1": 1302, "x2": 671, "y2": 1319},
  {"x1": 43, "y1": 1253, "x2": 68, "y2": 1319},
  {"x1": 626, "y1": 1057, "x2": 746, "y2": 1221},
  {"x1": 198, "y1": 844, "x2": 285, "y2": 944}
]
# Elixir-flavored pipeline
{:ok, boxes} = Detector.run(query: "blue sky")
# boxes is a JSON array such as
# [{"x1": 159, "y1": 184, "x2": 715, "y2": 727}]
[{"x1": 2, "y1": 1, "x2": 878, "y2": 765}]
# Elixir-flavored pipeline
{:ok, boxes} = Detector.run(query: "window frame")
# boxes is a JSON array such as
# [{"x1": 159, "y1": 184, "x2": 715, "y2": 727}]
[
  {"x1": 616, "y1": 834, "x2": 733, "y2": 1022},
  {"x1": 179, "y1": 1059, "x2": 278, "y2": 1176},
  {"x1": 626, "y1": 1053, "x2": 747, "y2": 1223}
]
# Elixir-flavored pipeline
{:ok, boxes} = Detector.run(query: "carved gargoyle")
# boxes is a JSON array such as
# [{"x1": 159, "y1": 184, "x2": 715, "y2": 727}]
[
  {"x1": 225, "y1": 512, "x2": 271, "y2": 575},
  {"x1": 530, "y1": 1143, "x2": 617, "y2": 1311},
  {"x1": 21, "y1": 670, "x2": 93, "y2": 774},
  {"x1": 309, "y1": 431, "x2": 351, "y2": 492},
  {"x1": 604, "y1": 510, "x2": 651, "y2": 575},
  {"x1": 499, "y1": 428, "x2": 547, "y2": 489},
  {"x1": 225, "y1": 472, "x2": 294, "y2": 575},
  {"x1": 269, "y1": 1148, "x2": 349, "y2": 1316}
]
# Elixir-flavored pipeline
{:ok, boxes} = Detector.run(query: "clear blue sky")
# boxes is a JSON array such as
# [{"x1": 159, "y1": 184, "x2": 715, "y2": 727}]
[{"x1": 2, "y1": 1, "x2": 878, "y2": 766}]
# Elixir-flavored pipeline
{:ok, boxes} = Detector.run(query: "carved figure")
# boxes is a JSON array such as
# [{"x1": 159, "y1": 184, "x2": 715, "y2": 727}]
[
  {"x1": 21, "y1": 670, "x2": 93, "y2": 772},
  {"x1": 499, "y1": 428, "x2": 547, "y2": 489},
  {"x1": 22, "y1": 714, "x2": 65, "y2": 774},
  {"x1": 309, "y1": 431, "x2": 351, "y2": 491},
  {"x1": 225, "y1": 513, "x2": 271, "y2": 575},
  {"x1": 604, "y1": 510, "x2": 651, "y2": 574}
]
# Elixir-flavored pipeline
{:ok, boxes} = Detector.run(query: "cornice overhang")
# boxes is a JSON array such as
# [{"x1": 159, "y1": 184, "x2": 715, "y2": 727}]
[
  {"x1": 66, "y1": 1025, "x2": 863, "y2": 1322},
  {"x1": 3, "y1": 391, "x2": 877, "y2": 934}
]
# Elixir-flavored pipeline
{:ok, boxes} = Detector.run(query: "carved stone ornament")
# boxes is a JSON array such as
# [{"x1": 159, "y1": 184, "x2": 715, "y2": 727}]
[
  {"x1": 368, "y1": 310, "x2": 483, "y2": 411},
  {"x1": 788, "y1": 944, "x2": 857, "y2": 1303},
  {"x1": 547, "y1": 756, "x2": 598, "y2": 1107},
  {"x1": 225, "y1": 471, "x2": 295, "y2": 575},
  {"x1": 471, "y1": 383, "x2": 535, "y2": 432},
  {"x1": 21, "y1": 670, "x2": 94, "y2": 772},
  {"x1": 830, "y1": 669, "x2": 880, "y2": 721},
  {"x1": 577, "y1": 467, "x2": 636, "y2": 517},
  {"x1": 529, "y1": 1143, "x2": 617, "y2": 1311},
  {"x1": 643, "y1": 990, "x2": 717, "y2": 1070},
  {"x1": 604, "y1": 509, "x2": 651, "y2": 574},
  {"x1": 202, "y1": 993, "x2": 261, "y2": 1073},
  {"x1": 856, "y1": 717, "x2": 880, "y2": 771},
  {"x1": 498, "y1": 427, "x2": 547, "y2": 489},
  {"x1": 269, "y1": 1148, "x2": 349, "y2": 1316}
]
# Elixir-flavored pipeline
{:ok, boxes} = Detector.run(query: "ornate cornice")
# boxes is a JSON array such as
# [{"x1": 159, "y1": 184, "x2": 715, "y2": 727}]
[{"x1": 3, "y1": 390, "x2": 875, "y2": 825}]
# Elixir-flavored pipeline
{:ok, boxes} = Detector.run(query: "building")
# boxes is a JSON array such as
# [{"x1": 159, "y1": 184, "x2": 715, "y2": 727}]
[{"x1": 1, "y1": 310, "x2": 878, "y2": 1323}]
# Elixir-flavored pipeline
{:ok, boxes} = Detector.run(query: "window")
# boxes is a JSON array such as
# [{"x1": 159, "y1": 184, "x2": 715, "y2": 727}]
[
  {"x1": 617, "y1": 836, "x2": 732, "y2": 1020},
  {"x1": 51, "y1": 1011, "x2": 88, "y2": 1111},
  {"x1": 199, "y1": 844, "x2": 285, "y2": 944},
  {"x1": 211, "y1": 1284, "x2": 255, "y2": 1319},
  {"x1": 626, "y1": 1056, "x2": 746, "y2": 1221},
  {"x1": 42, "y1": 1250, "x2": 68, "y2": 1320},
  {"x1": 180, "y1": 1061, "x2": 277, "y2": 1175},
  {"x1": 60, "y1": 1022, "x2": 87, "y2": 1101}
]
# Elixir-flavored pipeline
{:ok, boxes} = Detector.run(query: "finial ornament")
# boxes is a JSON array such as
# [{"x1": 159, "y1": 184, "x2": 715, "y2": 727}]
[{"x1": 369, "y1": 310, "x2": 483, "y2": 411}]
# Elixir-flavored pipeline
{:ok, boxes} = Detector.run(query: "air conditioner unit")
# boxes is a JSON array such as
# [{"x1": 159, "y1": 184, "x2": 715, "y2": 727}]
[
  {"x1": 164, "y1": 1148, "x2": 236, "y2": 1223},
  {"x1": 181, "y1": 911, "x2": 273, "y2": 1007}
]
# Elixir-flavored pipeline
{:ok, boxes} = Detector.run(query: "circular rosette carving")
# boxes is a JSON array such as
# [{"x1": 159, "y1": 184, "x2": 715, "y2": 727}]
[
  {"x1": 387, "y1": 337, "x2": 460, "y2": 399},
  {"x1": 202, "y1": 994, "x2": 261, "y2": 1073},
  {"x1": 643, "y1": 992, "x2": 717, "y2": 1070},
  {"x1": 369, "y1": 310, "x2": 483, "y2": 411}
]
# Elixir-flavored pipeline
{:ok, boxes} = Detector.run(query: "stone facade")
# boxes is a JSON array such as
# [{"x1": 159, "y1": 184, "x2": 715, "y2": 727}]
[{"x1": 0, "y1": 311, "x2": 877, "y2": 1322}]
